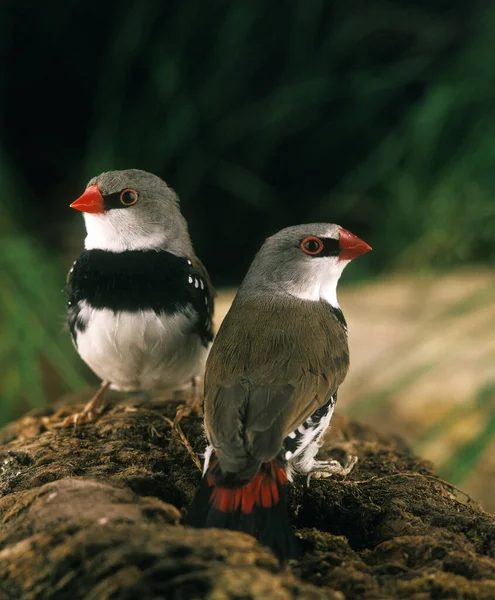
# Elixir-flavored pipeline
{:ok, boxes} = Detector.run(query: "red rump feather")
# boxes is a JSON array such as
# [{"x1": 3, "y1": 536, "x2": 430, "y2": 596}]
[
  {"x1": 186, "y1": 457, "x2": 296, "y2": 560},
  {"x1": 208, "y1": 461, "x2": 288, "y2": 514}
]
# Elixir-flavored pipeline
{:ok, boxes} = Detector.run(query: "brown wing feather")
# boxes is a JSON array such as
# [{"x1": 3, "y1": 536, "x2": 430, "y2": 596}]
[{"x1": 204, "y1": 295, "x2": 349, "y2": 474}]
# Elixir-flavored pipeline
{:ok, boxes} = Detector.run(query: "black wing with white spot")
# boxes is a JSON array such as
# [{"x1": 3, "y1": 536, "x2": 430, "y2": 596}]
[
  {"x1": 283, "y1": 393, "x2": 336, "y2": 459},
  {"x1": 65, "y1": 249, "x2": 215, "y2": 347},
  {"x1": 66, "y1": 258, "x2": 83, "y2": 346},
  {"x1": 187, "y1": 257, "x2": 215, "y2": 347}
]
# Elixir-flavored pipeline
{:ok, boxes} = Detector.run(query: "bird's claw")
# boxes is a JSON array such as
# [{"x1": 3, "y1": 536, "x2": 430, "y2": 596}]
[
  {"x1": 173, "y1": 402, "x2": 202, "y2": 427},
  {"x1": 173, "y1": 379, "x2": 203, "y2": 426},
  {"x1": 61, "y1": 381, "x2": 110, "y2": 430},
  {"x1": 62, "y1": 407, "x2": 99, "y2": 429},
  {"x1": 306, "y1": 454, "x2": 358, "y2": 486}
]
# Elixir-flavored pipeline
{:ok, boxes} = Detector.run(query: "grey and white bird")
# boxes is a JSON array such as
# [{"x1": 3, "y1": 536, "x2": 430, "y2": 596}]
[
  {"x1": 64, "y1": 169, "x2": 214, "y2": 426},
  {"x1": 188, "y1": 223, "x2": 371, "y2": 560}
]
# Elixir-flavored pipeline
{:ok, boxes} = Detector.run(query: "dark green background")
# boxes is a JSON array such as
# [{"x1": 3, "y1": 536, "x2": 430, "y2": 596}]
[{"x1": 1, "y1": 0, "x2": 493, "y2": 284}]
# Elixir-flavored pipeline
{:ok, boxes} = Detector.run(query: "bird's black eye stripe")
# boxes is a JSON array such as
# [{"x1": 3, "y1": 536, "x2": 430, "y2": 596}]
[
  {"x1": 300, "y1": 236, "x2": 340, "y2": 257},
  {"x1": 102, "y1": 189, "x2": 139, "y2": 211}
]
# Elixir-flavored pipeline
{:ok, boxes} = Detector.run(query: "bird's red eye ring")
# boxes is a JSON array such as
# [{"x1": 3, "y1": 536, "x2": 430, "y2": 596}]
[
  {"x1": 120, "y1": 189, "x2": 139, "y2": 206},
  {"x1": 301, "y1": 236, "x2": 324, "y2": 255}
]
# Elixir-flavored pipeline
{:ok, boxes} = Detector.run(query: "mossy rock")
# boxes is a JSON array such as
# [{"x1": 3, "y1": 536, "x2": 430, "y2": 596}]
[{"x1": 0, "y1": 390, "x2": 493, "y2": 599}]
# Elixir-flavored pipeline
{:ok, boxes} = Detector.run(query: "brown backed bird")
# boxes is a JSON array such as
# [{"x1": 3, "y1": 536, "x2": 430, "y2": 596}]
[{"x1": 187, "y1": 223, "x2": 371, "y2": 560}]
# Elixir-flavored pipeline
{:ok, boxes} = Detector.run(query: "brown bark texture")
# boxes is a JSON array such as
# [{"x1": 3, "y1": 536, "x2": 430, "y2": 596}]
[{"x1": 0, "y1": 390, "x2": 493, "y2": 599}]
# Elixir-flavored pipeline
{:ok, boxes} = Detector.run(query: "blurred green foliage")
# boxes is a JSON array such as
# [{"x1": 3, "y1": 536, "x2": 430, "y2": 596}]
[
  {"x1": 79, "y1": 0, "x2": 495, "y2": 277},
  {"x1": 0, "y1": 1, "x2": 493, "y2": 487},
  {"x1": 0, "y1": 151, "x2": 87, "y2": 423},
  {"x1": 1, "y1": 0, "x2": 494, "y2": 281}
]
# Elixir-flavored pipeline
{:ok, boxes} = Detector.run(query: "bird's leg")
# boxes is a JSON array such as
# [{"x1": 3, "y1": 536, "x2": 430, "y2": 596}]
[
  {"x1": 173, "y1": 377, "x2": 203, "y2": 426},
  {"x1": 306, "y1": 454, "x2": 358, "y2": 486},
  {"x1": 63, "y1": 381, "x2": 111, "y2": 428}
]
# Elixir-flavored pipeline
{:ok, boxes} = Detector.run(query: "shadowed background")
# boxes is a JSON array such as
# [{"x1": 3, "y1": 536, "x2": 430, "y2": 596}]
[{"x1": 0, "y1": 0, "x2": 494, "y2": 508}]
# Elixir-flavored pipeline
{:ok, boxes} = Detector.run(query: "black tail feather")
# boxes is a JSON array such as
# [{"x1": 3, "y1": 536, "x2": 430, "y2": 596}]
[{"x1": 186, "y1": 461, "x2": 297, "y2": 562}]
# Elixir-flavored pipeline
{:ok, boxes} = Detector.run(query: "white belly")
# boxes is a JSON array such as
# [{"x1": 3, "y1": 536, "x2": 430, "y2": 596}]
[{"x1": 75, "y1": 300, "x2": 209, "y2": 391}]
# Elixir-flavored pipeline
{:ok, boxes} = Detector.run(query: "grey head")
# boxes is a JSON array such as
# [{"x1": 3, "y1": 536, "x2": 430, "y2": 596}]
[
  {"x1": 235, "y1": 223, "x2": 371, "y2": 307},
  {"x1": 71, "y1": 169, "x2": 194, "y2": 257}
]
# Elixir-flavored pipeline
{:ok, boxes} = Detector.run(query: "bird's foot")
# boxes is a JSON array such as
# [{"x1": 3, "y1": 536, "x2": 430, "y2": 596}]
[
  {"x1": 63, "y1": 405, "x2": 99, "y2": 429},
  {"x1": 306, "y1": 454, "x2": 358, "y2": 486},
  {"x1": 173, "y1": 378, "x2": 203, "y2": 426},
  {"x1": 62, "y1": 381, "x2": 111, "y2": 429},
  {"x1": 173, "y1": 399, "x2": 203, "y2": 426}
]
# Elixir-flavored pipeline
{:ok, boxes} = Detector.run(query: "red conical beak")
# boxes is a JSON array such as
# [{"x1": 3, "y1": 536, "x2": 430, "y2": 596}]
[
  {"x1": 70, "y1": 185, "x2": 105, "y2": 214},
  {"x1": 339, "y1": 227, "x2": 372, "y2": 260}
]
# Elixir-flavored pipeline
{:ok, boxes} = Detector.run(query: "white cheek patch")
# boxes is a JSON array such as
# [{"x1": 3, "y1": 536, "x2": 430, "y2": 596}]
[
  {"x1": 83, "y1": 213, "x2": 167, "y2": 252},
  {"x1": 286, "y1": 257, "x2": 348, "y2": 308}
]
